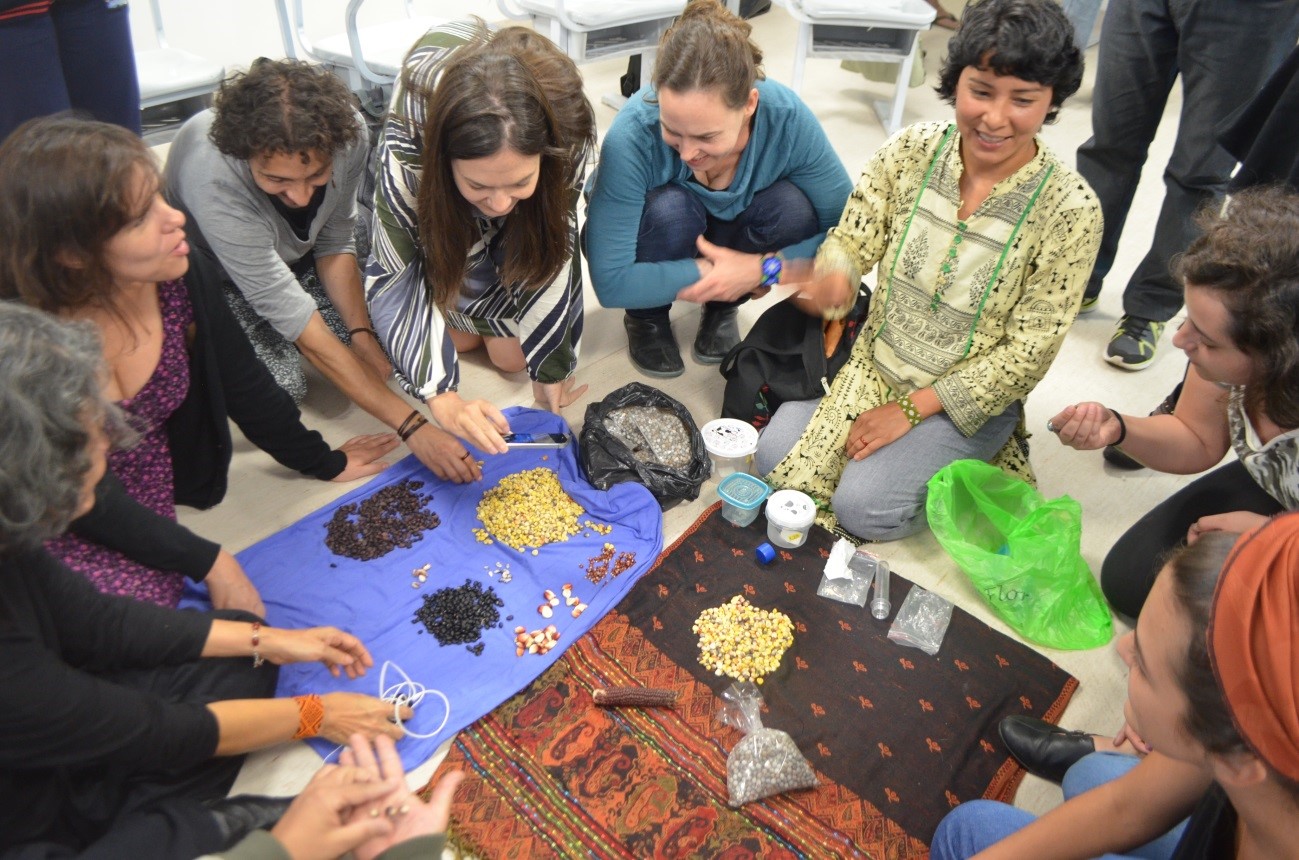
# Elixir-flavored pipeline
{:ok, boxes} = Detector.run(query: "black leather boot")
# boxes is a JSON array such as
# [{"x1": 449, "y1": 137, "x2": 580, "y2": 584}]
[
  {"x1": 207, "y1": 795, "x2": 294, "y2": 850},
  {"x1": 691, "y1": 305, "x2": 740, "y2": 365},
  {"x1": 624, "y1": 313, "x2": 684, "y2": 378}
]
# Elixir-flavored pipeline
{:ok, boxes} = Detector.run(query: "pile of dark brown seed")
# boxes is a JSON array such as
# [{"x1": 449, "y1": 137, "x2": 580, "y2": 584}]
[
  {"x1": 325, "y1": 480, "x2": 440, "y2": 561},
  {"x1": 413, "y1": 579, "x2": 504, "y2": 652}
]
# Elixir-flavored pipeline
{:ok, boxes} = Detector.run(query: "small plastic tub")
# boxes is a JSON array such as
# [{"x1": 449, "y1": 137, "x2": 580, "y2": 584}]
[
  {"x1": 717, "y1": 473, "x2": 771, "y2": 527},
  {"x1": 765, "y1": 489, "x2": 816, "y2": 548},
  {"x1": 701, "y1": 418, "x2": 759, "y2": 478}
]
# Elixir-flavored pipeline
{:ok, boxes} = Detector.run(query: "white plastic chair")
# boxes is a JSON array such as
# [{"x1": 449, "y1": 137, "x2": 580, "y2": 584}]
[
  {"x1": 777, "y1": 0, "x2": 936, "y2": 134},
  {"x1": 273, "y1": 0, "x2": 446, "y2": 109},
  {"x1": 132, "y1": 0, "x2": 225, "y2": 111},
  {"x1": 495, "y1": 0, "x2": 687, "y2": 108}
]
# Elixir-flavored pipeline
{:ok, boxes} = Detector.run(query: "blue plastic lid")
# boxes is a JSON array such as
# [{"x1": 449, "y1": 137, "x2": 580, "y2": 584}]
[{"x1": 718, "y1": 472, "x2": 770, "y2": 509}]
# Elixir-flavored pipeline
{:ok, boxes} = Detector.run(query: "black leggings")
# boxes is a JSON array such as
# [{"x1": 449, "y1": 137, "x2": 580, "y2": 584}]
[
  {"x1": 1101, "y1": 460, "x2": 1283, "y2": 619},
  {"x1": 8, "y1": 611, "x2": 280, "y2": 860}
]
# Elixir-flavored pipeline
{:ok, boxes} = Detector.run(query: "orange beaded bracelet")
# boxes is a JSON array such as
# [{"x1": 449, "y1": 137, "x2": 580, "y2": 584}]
[{"x1": 292, "y1": 694, "x2": 324, "y2": 740}]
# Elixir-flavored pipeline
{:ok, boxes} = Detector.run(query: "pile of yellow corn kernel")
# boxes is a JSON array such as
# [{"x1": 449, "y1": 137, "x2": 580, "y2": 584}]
[
  {"x1": 693, "y1": 595, "x2": 795, "y2": 685},
  {"x1": 474, "y1": 468, "x2": 585, "y2": 551}
]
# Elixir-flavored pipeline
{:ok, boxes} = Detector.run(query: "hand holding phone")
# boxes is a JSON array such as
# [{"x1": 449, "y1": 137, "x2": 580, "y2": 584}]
[{"x1": 502, "y1": 432, "x2": 570, "y2": 448}]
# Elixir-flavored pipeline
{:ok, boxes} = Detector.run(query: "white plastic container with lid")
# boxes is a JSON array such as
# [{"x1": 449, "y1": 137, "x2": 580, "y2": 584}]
[
  {"x1": 700, "y1": 418, "x2": 759, "y2": 478},
  {"x1": 765, "y1": 489, "x2": 816, "y2": 548}
]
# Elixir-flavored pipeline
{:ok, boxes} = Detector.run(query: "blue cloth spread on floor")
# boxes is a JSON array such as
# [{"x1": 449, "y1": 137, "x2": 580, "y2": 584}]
[{"x1": 181, "y1": 407, "x2": 663, "y2": 768}]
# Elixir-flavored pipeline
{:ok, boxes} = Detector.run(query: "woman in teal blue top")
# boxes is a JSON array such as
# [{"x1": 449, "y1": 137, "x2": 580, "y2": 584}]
[{"x1": 585, "y1": 0, "x2": 852, "y2": 378}]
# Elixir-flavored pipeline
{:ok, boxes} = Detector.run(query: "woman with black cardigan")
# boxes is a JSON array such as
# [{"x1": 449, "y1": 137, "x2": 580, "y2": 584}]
[{"x1": 0, "y1": 115, "x2": 398, "y2": 613}]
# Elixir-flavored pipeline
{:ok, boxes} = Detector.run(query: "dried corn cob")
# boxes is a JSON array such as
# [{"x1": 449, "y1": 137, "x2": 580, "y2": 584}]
[{"x1": 592, "y1": 687, "x2": 679, "y2": 708}]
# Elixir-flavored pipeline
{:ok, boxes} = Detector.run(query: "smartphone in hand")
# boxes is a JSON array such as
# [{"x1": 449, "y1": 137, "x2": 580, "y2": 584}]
[{"x1": 502, "y1": 432, "x2": 570, "y2": 448}]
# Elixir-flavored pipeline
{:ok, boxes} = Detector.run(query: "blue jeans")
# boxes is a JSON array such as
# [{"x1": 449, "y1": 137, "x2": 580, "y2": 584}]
[
  {"x1": 0, "y1": 0, "x2": 141, "y2": 142},
  {"x1": 754, "y1": 399, "x2": 1021, "y2": 541},
  {"x1": 627, "y1": 179, "x2": 818, "y2": 320},
  {"x1": 1075, "y1": 0, "x2": 1299, "y2": 321},
  {"x1": 930, "y1": 753, "x2": 1188, "y2": 860}
]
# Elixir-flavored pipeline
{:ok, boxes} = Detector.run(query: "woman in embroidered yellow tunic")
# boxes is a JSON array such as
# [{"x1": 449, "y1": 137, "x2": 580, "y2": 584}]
[{"x1": 755, "y1": 0, "x2": 1101, "y2": 541}]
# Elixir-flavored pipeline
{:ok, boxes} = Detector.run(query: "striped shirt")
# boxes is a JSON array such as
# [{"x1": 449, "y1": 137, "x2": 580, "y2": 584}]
[{"x1": 365, "y1": 22, "x2": 584, "y2": 399}]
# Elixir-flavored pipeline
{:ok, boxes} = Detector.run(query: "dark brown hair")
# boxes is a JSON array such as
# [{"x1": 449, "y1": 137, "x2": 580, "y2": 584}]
[
  {"x1": 1174, "y1": 186, "x2": 1299, "y2": 428},
  {"x1": 209, "y1": 58, "x2": 362, "y2": 161},
  {"x1": 0, "y1": 115, "x2": 157, "y2": 314},
  {"x1": 412, "y1": 26, "x2": 594, "y2": 310},
  {"x1": 652, "y1": 0, "x2": 764, "y2": 109},
  {"x1": 936, "y1": 0, "x2": 1083, "y2": 124},
  {"x1": 1165, "y1": 532, "x2": 1299, "y2": 804}
]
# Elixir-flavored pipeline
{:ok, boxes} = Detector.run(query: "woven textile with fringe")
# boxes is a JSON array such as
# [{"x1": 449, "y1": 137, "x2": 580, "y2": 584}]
[{"x1": 425, "y1": 504, "x2": 1077, "y2": 857}]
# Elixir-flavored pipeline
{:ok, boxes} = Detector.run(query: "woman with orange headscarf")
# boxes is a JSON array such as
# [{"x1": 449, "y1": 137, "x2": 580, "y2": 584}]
[{"x1": 931, "y1": 513, "x2": 1299, "y2": 859}]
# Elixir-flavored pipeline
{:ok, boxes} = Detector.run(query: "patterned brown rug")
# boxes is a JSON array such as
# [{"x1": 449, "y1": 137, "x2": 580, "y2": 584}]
[{"x1": 425, "y1": 503, "x2": 1077, "y2": 858}]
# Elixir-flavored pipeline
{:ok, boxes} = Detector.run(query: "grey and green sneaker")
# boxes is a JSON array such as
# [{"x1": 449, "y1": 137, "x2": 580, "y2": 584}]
[
  {"x1": 1079, "y1": 292, "x2": 1101, "y2": 315},
  {"x1": 1105, "y1": 315, "x2": 1165, "y2": 370}
]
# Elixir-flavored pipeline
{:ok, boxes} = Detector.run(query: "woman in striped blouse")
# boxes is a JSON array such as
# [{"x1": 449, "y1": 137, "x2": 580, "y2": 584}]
[{"x1": 366, "y1": 22, "x2": 595, "y2": 483}]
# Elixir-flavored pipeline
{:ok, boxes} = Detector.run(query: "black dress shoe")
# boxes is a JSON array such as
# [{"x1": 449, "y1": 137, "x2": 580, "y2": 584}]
[
  {"x1": 1102, "y1": 444, "x2": 1144, "y2": 469},
  {"x1": 692, "y1": 305, "x2": 740, "y2": 365},
  {"x1": 624, "y1": 313, "x2": 684, "y2": 378},
  {"x1": 998, "y1": 715, "x2": 1095, "y2": 784},
  {"x1": 207, "y1": 795, "x2": 294, "y2": 849},
  {"x1": 1102, "y1": 379, "x2": 1181, "y2": 470}
]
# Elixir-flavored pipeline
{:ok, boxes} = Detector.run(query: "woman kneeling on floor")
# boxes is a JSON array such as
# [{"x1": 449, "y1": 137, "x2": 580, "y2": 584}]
[
  {"x1": 756, "y1": 0, "x2": 1100, "y2": 541},
  {"x1": 931, "y1": 515, "x2": 1299, "y2": 859},
  {"x1": 1047, "y1": 186, "x2": 1299, "y2": 620},
  {"x1": 366, "y1": 21, "x2": 595, "y2": 482},
  {"x1": 0, "y1": 116, "x2": 396, "y2": 614}
]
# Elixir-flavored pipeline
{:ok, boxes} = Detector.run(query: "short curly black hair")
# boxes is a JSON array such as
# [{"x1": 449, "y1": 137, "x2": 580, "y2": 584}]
[
  {"x1": 209, "y1": 58, "x2": 362, "y2": 160},
  {"x1": 935, "y1": 0, "x2": 1083, "y2": 124}
]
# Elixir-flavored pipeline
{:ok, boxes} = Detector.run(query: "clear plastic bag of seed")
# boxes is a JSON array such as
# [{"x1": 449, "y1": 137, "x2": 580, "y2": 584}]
[
  {"x1": 716, "y1": 681, "x2": 818, "y2": 807},
  {"x1": 887, "y1": 586, "x2": 954, "y2": 656}
]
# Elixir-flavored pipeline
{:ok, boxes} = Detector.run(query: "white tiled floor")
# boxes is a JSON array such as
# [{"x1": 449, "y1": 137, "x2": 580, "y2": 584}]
[{"x1": 149, "y1": 0, "x2": 1198, "y2": 841}]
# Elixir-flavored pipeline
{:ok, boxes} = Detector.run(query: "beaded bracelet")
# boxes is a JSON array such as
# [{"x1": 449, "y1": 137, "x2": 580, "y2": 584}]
[
  {"x1": 348, "y1": 327, "x2": 380, "y2": 340},
  {"x1": 397, "y1": 409, "x2": 428, "y2": 442},
  {"x1": 1109, "y1": 408, "x2": 1128, "y2": 447},
  {"x1": 251, "y1": 622, "x2": 265, "y2": 669},
  {"x1": 897, "y1": 393, "x2": 923, "y2": 427},
  {"x1": 292, "y1": 694, "x2": 324, "y2": 739}
]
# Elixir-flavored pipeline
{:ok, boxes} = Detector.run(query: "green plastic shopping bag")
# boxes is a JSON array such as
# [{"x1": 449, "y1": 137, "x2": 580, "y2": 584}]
[{"x1": 926, "y1": 460, "x2": 1112, "y2": 650}]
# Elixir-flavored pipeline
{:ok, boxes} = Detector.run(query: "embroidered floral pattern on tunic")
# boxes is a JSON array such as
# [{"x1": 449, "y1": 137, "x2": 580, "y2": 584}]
[{"x1": 765, "y1": 122, "x2": 1102, "y2": 536}]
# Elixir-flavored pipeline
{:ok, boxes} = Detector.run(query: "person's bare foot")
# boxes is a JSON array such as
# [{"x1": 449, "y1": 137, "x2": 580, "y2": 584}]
[{"x1": 924, "y1": 0, "x2": 959, "y2": 29}]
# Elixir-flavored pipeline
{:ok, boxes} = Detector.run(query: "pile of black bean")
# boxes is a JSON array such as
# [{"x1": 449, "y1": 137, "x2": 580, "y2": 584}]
[
  {"x1": 324, "y1": 480, "x2": 440, "y2": 561},
  {"x1": 413, "y1": 579, "x2": 504, "y2": 653}
]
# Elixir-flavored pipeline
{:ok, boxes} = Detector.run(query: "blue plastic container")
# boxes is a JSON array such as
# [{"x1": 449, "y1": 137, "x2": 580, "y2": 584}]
[{"x1": 718, "y1": 473, "x2": 771, "y2": 527}]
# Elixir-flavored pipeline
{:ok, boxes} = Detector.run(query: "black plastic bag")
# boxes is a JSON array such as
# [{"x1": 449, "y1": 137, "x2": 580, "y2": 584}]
[{"x1": 580, "y1": 383, "x2": 710, "y2": 507}]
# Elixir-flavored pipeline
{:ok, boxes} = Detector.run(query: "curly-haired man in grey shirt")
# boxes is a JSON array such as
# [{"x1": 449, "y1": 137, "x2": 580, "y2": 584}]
[{"x1": 165, "y1": 60, "x2": 466, "y2": 481}]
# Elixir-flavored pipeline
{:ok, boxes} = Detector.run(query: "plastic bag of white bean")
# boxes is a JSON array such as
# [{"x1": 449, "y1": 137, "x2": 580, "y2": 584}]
[
  {"x1": 717, "y1": 682, "x2": 818, "y2": 807},
  {"x1": 579, "y1": 383, "x2": 710, "y2": 507}
]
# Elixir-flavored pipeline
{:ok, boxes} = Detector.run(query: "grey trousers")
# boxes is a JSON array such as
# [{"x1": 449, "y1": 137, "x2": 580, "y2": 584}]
[
  {"x1": 1076, "y1": 0, "x2": 1299, "y2": 322},
  {"x1": 755, "y1": 399, "x2": 1023, "y2": 542}
]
